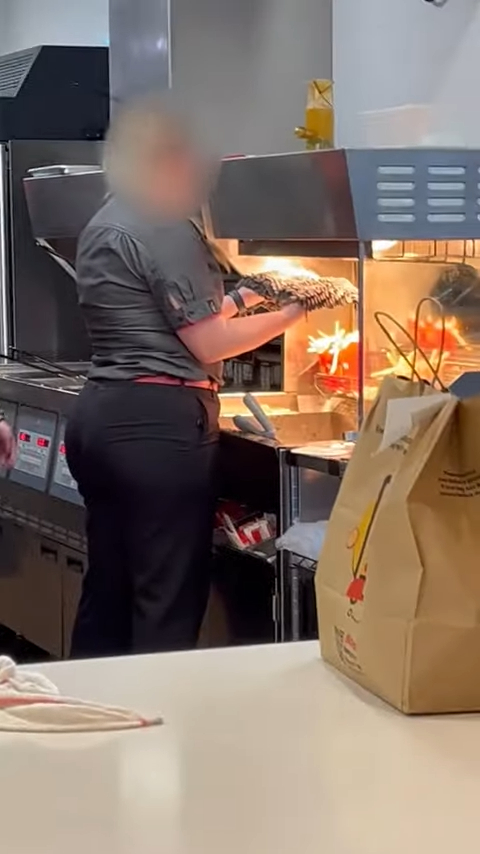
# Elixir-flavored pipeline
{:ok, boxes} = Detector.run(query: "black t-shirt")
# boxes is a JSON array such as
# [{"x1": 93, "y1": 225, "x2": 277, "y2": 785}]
[{"x1": 76, "y1": 197, "x2": 224, "y2": 382}]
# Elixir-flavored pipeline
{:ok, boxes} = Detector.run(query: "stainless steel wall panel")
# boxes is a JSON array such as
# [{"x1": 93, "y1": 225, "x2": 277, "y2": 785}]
[
  {"x1": 109, "y1": 0, "x2": 332, "y2": 155},
  {"x1": 109, "y1": 0, "x2": 171, "y2": 104}
]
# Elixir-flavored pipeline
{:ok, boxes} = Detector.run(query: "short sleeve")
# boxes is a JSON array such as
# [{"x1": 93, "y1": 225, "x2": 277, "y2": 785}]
[{"x1": 143, "y1": 222, "x2": 224, "y2": 330}]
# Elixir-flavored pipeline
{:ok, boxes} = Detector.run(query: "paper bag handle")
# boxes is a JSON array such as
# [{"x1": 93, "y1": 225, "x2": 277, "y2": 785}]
[
  {"x1": 410, "y1": 298, "x2": 446, "y2": 387},
  {"x1": 374, "y1": 307, "x2": 448, "y2": 392}
]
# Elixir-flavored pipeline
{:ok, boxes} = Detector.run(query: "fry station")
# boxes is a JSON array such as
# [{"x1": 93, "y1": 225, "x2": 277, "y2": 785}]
[
  {"x1": 211, "y1": 147, "x2": 480, "y2": 640},
  {"x1": 0, "y1": 129, "x2": 480, "y2": 655},
  {"x1": 3, "y1": 0, "x2": 480, "y2": 848}
]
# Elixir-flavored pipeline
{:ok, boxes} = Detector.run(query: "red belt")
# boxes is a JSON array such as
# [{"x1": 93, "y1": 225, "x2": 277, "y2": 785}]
[{"x1": 135, "y1": 375, "x2": 219, "y2": 392}]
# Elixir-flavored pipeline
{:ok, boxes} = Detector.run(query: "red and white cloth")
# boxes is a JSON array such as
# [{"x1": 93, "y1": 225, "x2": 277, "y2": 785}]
[{"x1": 0, "y1": 657, "x2": 163, "y2": 733}]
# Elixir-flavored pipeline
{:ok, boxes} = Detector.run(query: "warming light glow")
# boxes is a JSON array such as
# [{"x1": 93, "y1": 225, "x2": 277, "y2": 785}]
[
  {"x1": 372, "y1": 314, "x2": 467, "y2": 380},
  {"x1": 308, "y1": 323, "x2": 359, "y2": 375},
  {"x1": 259, "y1": 258, "x2": 321, "y2": 279},
  {"x1": 372, "y1": 240, "x2": 398, "y2": 254}
]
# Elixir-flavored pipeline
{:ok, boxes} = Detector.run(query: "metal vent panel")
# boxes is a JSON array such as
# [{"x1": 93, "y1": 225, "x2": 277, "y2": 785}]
[
  {"x1": 346, "y1": 148, "x2": 480, "y2": 241},
  {"x1": 0, "y1": 47, "x2": 40, "y2": 98}
]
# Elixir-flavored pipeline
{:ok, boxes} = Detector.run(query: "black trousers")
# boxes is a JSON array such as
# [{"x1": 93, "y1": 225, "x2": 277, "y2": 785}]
[{"x1": 65, "y1": 381, "x2": 219, "y2": 658}]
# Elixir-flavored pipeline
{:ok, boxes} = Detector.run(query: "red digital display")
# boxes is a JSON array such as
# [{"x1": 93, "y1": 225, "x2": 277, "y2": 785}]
[
  {"x1": 18, "y1": 431, "x2": 31, "y2": 443},
  {"x1": 59, "y1": 443, "x2": 66, "y2": 455},
  {"x1": 36, "y1": 437, "x2": 50, "y2": 449}
]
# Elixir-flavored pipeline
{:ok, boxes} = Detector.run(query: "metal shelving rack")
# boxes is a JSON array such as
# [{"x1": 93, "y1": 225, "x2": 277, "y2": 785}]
[{"x1": 279, "y1": 448, "x2": 349, "y2": 641}]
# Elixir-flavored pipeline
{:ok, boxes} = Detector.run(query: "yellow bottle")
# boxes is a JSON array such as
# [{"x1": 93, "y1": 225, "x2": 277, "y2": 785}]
[{"x1": 295, "y1": 80, "x2": 334, "y2": 150}]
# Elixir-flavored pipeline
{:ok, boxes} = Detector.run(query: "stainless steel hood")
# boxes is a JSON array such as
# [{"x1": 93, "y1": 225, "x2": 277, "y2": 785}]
[
  {"x1": 24, "y1": 146, "x2": 480, "y2": 254},
  {"x1": 24, "y1": 166, "x2": 106, "y2": 240},
  {"x1": 210, "y1": 148, "x2": 480, "y2": 243},
  {"x1": 23, "y1": 164, "x2": 106, "y2": 277}
]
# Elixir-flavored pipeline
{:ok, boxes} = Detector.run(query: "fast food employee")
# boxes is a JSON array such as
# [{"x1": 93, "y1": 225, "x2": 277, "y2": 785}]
[{"x1": 65, "y1": 95, "x2": 304, "y2": 658}]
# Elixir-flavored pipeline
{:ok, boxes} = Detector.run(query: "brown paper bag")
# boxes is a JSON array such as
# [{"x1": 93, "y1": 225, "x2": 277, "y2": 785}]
[{"x1": 316, "y1": 374, "x2": 480, "y2": 714}]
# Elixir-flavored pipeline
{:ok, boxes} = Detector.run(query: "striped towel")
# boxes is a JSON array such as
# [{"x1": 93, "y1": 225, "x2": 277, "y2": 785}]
[{"x1": 0, "y1": 657, "x2": 163, "y2": 733}]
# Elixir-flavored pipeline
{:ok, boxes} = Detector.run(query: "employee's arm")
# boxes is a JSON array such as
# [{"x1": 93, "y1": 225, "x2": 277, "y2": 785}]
[
  {"x1": 0, "y1": 419, "x2": 16, "y2": 468},
  {"x1": 177, "y1": 304, "x2": 303, "y2": 364},
  {"x1": 221, "y1": 286, "x2": 264, "y2": 318},
  {"x1": 143, "y1": 222, "x2": 304, "y2": 362}
]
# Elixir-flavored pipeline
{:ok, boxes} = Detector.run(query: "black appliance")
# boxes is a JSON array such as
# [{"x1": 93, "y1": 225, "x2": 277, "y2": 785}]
[
  {"x1": 0, "y1": 45, "x2": 109, "y2": 142},
  {"x1": 2, "y1": 140, "x2": 103, "y2": 361}
]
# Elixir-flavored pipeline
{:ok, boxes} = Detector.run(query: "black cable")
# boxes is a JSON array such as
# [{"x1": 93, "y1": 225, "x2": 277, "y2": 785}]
[
  {"x1": 0, "y1": 350, "x2": 62, "y2": 377},
  {"x1": 11, "y1": 349, "x2": 86, "y2": 379},
  {"x1": 1, "y1": 348, "x2": 87, "y2": 380},
  {"x1": 424, "y1": 0, "x2": 450, "y2": 7}
]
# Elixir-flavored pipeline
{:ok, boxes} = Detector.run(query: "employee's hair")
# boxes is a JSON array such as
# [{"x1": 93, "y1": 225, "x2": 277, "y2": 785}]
[
  {"x1": 103, "y1": 93, "x2": 232, "y2": 271},
  {"x1": 103, "y1": 93, "x2": 190, "y2": 197}
]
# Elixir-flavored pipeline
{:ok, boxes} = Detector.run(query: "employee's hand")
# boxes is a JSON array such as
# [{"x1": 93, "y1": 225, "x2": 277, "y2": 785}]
[
  {"x1": 236, "y1": 286, "x2": 266, "y2": 311},
  {"x1": 0, "y1": 421, "x2": 16, "y2": 469}
]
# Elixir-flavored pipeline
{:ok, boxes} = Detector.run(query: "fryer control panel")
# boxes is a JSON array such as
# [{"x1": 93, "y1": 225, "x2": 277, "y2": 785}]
[
  {"x1": 10, "y1": 407, "x2": 57, "y2": 492},
  {"x1": 49, "y1": 420, "x2": 83, "y2": 505}
]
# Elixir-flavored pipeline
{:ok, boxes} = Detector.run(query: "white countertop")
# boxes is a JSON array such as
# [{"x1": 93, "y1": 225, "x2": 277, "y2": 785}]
[{"x1": 2, "y1": 641, "x2": 479, "y2": 854}]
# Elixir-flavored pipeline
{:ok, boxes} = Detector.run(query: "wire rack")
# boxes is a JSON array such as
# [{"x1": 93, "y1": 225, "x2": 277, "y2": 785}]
[
  {"x1": 373, "y1": 239, "x2": 480, "y2": 264},
  {"x1": 289, "y1": 552, "x2": 317, "y2": 574}
]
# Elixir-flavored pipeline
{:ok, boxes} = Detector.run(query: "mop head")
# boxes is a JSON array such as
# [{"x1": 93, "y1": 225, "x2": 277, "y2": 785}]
[
  {"x1": 240, "y1": 273, "x2": 358, "y2": 312},
  {"x1": 0, "y1": 657, "x2": 163, "y2": 733}
]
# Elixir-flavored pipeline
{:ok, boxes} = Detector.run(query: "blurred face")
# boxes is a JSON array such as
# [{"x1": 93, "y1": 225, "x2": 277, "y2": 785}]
[{"x1": 141, "y1": 137, "x2": 215, "y2": 217}]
